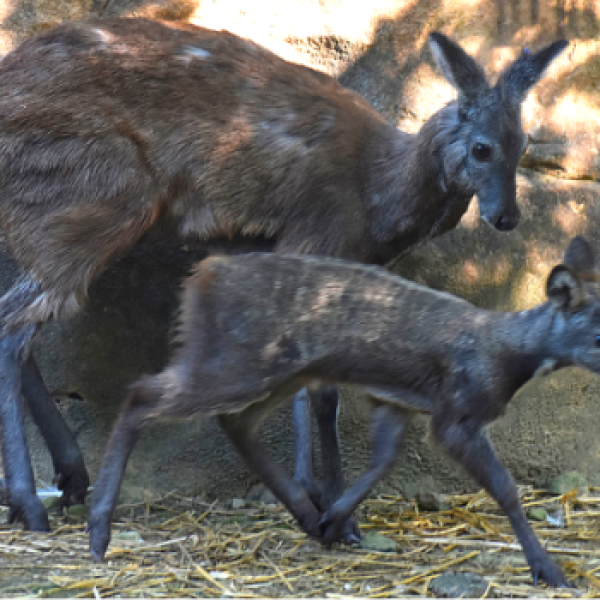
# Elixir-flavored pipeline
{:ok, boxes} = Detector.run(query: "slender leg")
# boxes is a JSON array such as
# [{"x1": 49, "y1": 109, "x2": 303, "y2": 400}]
[
  {"x1": 88, "y1": 378, "x2": 160, "y2": 561},
  {"x1": 219, "y1": 393, "x2": 323, "y2": 540},
  {"x1": 0, "y1": 324, "x2": 50, "y2": 531},
  {"x1": 319, "y1": 401, "x2": 410, "y2": 545},
  {"x1": 292, "y1": 388, "x2": 320, "y2": 502},
  {"x1": 21, "y1": 354, "x2": 89, "y2": 506},
  {"x1": 312, "y1": 385, "x2": 361, "y2": 543},
  {"x1": 432, "y1": 414, "x2": 568, "y2": 587}
]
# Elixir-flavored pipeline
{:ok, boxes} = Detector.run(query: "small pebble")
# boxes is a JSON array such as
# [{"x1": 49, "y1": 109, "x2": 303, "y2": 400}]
[
  {"x1": 113, "y1": 530, "x2": 144, "y2": 543},
  {"x1": 360, "y1": 531, "x2": 398, "y2": 552},
  {"x1": 527, "y1": 507, "x2": 547, "y2": 521},
  {"x1": 67, "y1": 504, "x2": 88, "y2": 517},
  {"x1": 416, "y1": 491, "x2": 451, "y2": 512}
]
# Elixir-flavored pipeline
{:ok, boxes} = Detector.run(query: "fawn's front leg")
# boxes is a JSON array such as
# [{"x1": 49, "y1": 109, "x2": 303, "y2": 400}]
[{"x1": 432, "y1": 411, "x2": 569, "y2": 587}]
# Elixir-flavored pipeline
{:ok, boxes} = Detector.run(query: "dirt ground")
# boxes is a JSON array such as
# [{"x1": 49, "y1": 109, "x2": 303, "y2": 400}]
[{"x1": 1, "y1": 488, "x2": 600, "y2": 598}]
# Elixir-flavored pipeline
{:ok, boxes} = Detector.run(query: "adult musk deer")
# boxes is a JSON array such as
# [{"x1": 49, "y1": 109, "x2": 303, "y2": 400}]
[
  {"x1": 88, "y1": 236, "x2": 599, "y2": 587},
  {"x1": 0, "y1": 18, "x2": 566, "y2": 532}
]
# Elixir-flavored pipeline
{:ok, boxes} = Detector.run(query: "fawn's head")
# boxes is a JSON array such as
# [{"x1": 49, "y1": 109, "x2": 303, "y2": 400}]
[
  {"x1": 428, "y1": 33, "x2": 568, "y2": 231},
  {"x1": 546, "y1": 236, "x2": 600, "y2": 374}
]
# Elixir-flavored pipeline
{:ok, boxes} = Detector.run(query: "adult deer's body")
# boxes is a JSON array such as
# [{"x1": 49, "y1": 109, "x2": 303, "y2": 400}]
[
  {"x1": 89, "y1": 236, "x2": 600, "y2": 587},
  {"x1": 0, "y1": 17, "x2": 566, "y2": 531}
]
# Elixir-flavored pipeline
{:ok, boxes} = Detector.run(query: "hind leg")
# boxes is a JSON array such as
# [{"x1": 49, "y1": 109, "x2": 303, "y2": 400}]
[
  {"x1": 220, "y1": 393, "x2": 323, "y2": 540},
  {"x1": 88, "y1": 377, "x2": 162, "y2": 561},
  {"x1": 22, "y1": 355, "x2": 89, "y2": 506},
  {"x1": 0, "y1": 324, "x2": 50, "y2": 531}
]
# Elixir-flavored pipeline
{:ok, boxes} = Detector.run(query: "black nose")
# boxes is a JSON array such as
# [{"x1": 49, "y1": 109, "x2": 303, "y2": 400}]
[{"x1": 493, "y1": 213, "x2": 520, "y2": 231}]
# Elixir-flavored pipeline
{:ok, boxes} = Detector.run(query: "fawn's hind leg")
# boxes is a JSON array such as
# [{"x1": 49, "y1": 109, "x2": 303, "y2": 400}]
[
  {"x1": 220, "y1": 392, "x2": 323, "y2": 540},
  {"x1": 88, "y1": 376, "x2": 163, "y2": 561}
]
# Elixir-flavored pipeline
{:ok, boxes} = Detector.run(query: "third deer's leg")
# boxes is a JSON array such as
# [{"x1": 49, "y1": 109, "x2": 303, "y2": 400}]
[
  {"x1": 219, "y1": 394, "x2": 323, "y2": 540},
  {"x1": 319, "y1": 401, "x2": 410, "y2": 545},
  {"x1": 292, "y1": 388, "x2": 320, "y2": 502},
  {"x1": 21, "y1": 354, "x2": 89, "y2": 506},
  {"x1": 293, "y1": 384, "x2": 361, "y2": 542},
  {"x1": 432, "y1": 414, "x2": 568, "y2": 587},
  {"x1": 312, "y1": 385, "x2": 361, "y2": 543},
  {"x1": 0, "y1": 324, "x2": 50, "y2": 531},
  {"x1": 88, "y1": 378, "x2": 161, "y2": 561}
]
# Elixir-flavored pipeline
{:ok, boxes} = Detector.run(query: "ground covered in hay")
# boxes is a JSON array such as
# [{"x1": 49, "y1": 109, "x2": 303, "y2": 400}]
[{"x1": 1, "y1": 488, "x2": 600, "y2": 597}]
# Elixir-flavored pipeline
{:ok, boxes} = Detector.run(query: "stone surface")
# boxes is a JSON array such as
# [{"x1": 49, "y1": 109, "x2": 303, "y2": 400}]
[
  {"x1": 527, "y1": 507, "x2": 548, "y2": 521},
  {"x1": 546, "y1": 471, "x2": 589, "y2": 495},
  {"x1": 0, "y1": 0, "x2": 597, "y2": 506},
  {"x1": 416, "y1": 491, "x2": 451, "y2": 512},
  {"x1": 429, "y1": 572, "x2": 491, "y2": 598},
  {"x1": 359, "y1": 531, "x2": 398, "y2": 552}
]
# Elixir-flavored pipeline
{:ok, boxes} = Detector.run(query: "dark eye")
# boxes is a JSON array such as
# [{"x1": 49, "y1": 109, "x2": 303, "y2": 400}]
[
  {"x1": 471, "y1": 143, "x2": 493, "y2": 162},
  {"x1": 596, "y1": 335, "x2": 600, "y2": 348}
]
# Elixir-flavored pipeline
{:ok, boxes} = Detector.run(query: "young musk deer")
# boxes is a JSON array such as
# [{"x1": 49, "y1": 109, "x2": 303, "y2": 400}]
[
  {"x1": 0, "y1": 18, "x2": 566, "y2": 533},
  {"x1": 89, "y1": 236, "x2": 600, "y2": 586}
]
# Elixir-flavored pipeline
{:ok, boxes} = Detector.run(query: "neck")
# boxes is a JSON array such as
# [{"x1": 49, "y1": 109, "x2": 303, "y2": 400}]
[
  {"x1": 494, "y1": 303, "x2": 561, "y2": 396},
  {"x1": 364, "y1": 103, "x2": 474, "y2": 264}
]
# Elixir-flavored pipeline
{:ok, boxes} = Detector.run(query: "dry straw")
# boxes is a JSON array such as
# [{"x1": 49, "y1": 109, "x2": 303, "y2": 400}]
[{"x1": 1, "y1": 486, "x2": 600, "y2": 597}]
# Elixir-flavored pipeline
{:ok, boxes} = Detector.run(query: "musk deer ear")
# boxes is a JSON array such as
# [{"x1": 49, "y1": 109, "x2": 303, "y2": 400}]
[
  {"x1": 428, "y1": 32, "x2": 489, "y2": 101},
  {"x1": 496, "y1": 39, "x2": 568, "y2": 108},
  {"x1": 563, "y1": 235, "x2": 598, "y2": 280},
  {"x1": 546, "y1": 265, "x2": 585, "y2": 309}
]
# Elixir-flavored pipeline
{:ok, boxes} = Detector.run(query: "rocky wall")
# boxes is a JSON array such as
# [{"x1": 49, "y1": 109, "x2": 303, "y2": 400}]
[{"x1": 0, "y1": 0, "x2": 599, "y2": 501}]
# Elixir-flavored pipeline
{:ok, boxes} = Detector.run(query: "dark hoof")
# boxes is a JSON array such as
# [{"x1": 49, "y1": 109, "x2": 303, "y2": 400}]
[
  {"x1": 318, "y1": 509, "x2": 354, "y2": 547},
  {"x1": 340, "y1": 515, "x2": 361, "y2": 545},
  {"x1": 55, "y1": 463, "x2": 90, "y2": 507},
  {"x1": 87, "y1": 519, "x2": 111, "y2": 562},
  {"x1": 530, "y1": 558, "x2": 571, "y2": 588},
  {"x1": 8, "y1": 497, "x2": 51, "y2": 532}
]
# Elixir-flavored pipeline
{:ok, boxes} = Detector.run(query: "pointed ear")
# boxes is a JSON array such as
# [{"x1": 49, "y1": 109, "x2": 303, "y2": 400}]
[
  {"x1": 428, "y1": 32, "x2": 489, "y2": 100},
  {"x1": 563, "y1": 235, "x2": 598, "y2": 279},
  {"x1": 497, "y1": 39, "x2": 568, "y2": 108},
  {"x1": 546, "y1": 265, "x2": 585, "y2": 309}
]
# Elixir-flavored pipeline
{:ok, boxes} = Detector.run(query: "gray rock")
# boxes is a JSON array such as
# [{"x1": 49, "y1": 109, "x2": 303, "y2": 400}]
[
  {"x1": 429, "y1": 572, "x2": 491, "y2": 598},
  {"x1": 112, "y1": 530, "x2": 144, "y2": 543},
  {"x1": 359, "y1": 531, "x2": 398, "y2": 552},
  {"x1": 66, "y1": 504, "x2": 88, "y2": 517},
  {"x1": 527, "y1": 507, "x2": 548, "y2": 521},
  {"x1": 546, "y1": 471, "x2": 589, "y2": 495},
  {"x1": 416, "y1": 491, "x2": 451, "y2": 512},
  {"x1": 245, "y1": 483, "x2": 278, "y2": 505},
  {"x1": 41, "y1": 496, "x2": 62, "y2": 511}
]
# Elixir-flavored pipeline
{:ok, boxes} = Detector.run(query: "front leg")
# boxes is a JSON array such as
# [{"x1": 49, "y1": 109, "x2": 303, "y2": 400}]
[
  {"x1": 432, "y1": 413, "x2": 568, "y2": 587},
  {"x1": 319, "y1": 401, "x2": 410, "y2": 545},
  {"x1": 0, "y1": 325, "x2": 50, "y2": 531}
]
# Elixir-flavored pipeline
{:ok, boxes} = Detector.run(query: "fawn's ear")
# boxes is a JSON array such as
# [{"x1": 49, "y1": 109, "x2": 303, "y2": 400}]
[
  {"x1": 563, "y1": 235, "x2": 598, "y2": 280},
  {"x1": 428, "y1": 32, "x2": 489, "y2": 101},
  {"x1": 546, "y1": 265, "x2": 585, "y2": 309}
]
